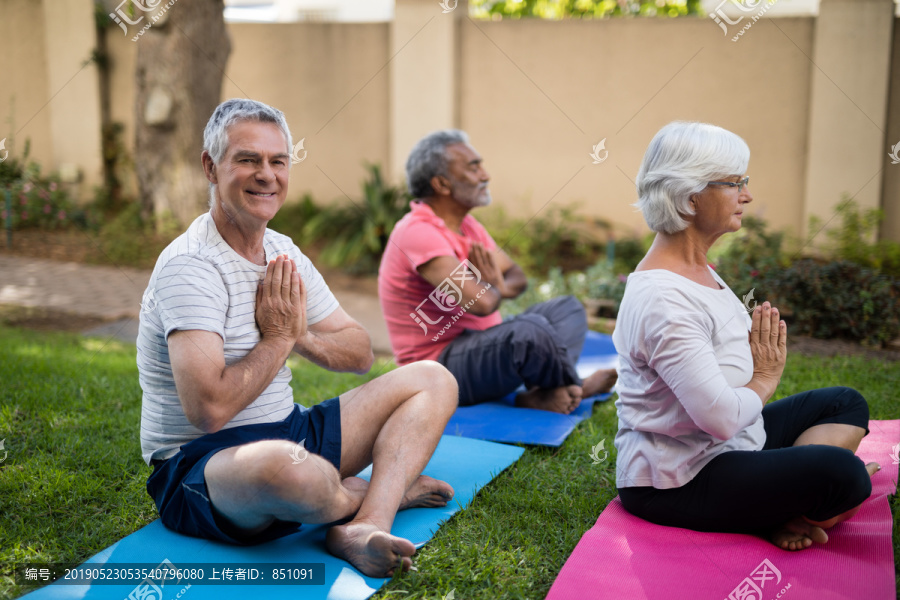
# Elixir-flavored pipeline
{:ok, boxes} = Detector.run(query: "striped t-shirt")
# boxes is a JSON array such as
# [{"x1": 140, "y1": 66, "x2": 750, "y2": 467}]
[{"x1": 137, "y1": 212, "x2": 339, "y2": 464}]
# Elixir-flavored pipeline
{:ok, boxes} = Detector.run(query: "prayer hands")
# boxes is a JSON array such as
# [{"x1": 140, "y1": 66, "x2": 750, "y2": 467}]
[
  {"x1": 749, "y1": 301, "x2": 787, "y2": 386},
  {"x1": 256, "y1": 254, "x2": 306, "y2": 345},
  {"x1": 468, "y1": 242, "x2": 507, "y2": 296}
]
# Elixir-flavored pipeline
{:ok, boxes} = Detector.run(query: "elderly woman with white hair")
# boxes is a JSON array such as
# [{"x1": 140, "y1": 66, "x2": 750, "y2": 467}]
[{"x1": 613, "y1": 121, "x2": 878, "y2": 550}]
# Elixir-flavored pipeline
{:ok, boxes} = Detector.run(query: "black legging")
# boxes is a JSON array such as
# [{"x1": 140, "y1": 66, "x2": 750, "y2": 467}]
[{"x1": 618, "y1": 387, "x2": 872, "y2": 533}]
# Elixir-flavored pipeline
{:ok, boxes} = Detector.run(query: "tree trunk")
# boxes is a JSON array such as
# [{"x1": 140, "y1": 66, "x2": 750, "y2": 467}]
[{"x1": 134, "y1": 0, "x2": 231, "y2": 229}]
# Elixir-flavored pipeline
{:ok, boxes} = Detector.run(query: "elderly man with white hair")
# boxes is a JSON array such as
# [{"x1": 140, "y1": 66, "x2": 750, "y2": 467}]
[
  {"x1": 378, "y1": 130, "x2": 617, "y2": 415},
  {"x1": 613, "y1": 120, "x2": 878, "y2": 551},
  {"x1": 137, "y1": 99, "x2": 457, "y2": 578}
]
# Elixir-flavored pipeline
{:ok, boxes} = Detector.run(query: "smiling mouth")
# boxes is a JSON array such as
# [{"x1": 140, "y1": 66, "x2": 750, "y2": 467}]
[{"x1": 247, "y1": 191, "x2": 276, "y2": 198}]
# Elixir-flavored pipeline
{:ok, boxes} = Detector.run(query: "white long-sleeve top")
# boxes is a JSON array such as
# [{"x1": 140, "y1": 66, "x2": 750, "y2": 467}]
[{"x1": 612, "y1": 267, "x2": 765, "y2": 489}]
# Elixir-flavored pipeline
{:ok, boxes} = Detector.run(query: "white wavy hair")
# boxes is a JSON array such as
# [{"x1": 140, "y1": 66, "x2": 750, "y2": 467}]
[
  {"x1": 202, "y1": 99, "x2": 293, "y2": 207},
  {"x1": 634, "y1": 121, "x2": 750, "y2": 234}
]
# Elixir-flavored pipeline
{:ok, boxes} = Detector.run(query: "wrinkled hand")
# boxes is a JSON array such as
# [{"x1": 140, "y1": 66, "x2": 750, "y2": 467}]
[
  {"x1": 749, "y1": 301, "x2": 787, "y2": 386},
  {"x1": 256, "y1": 254, "x2": 306, "y2": 346},
  {"x1": 468, "y1": 242, "x2": 507, "y2": 296}
]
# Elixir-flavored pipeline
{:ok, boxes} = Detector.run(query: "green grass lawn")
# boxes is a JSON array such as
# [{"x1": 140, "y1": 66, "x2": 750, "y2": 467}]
[{"x1": 0, "y1": 325, "x2": 898, "y2": 599}]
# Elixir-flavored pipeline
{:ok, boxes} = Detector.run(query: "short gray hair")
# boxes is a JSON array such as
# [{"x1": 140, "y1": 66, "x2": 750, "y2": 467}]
[
  {"x1": 406, "y1": 129, "x2": 470, "y2": 199},
  {"x1": 202, "y1": 99, "x2": 293, "y2": 207},
  {"x1": 635, "y1": 121, "x2": 750, "y2": 234}
]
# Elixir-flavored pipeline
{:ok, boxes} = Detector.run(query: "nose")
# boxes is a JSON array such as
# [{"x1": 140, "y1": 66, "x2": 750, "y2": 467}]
[{"x1": 740, "y1": 185, "x2": 752, "y2": 204}]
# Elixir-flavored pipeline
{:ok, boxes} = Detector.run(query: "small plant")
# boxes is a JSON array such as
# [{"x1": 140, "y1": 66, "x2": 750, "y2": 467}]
[
  {"x1": 0, "y1": 141, "x2": 78, "y2": 231},
  {"x1": 482, "y1": 203, "x2": 611, "y2": 275},
  {"x1": 301, "y1": 164, "x2": 410, "y2": 274},
  {"x1": 770, "y1": 259, "x2": 900, "y2": 348},
  {"x1": 709, "y1": 215, "x2": 788, "y2": 304},
  {"x1": 810, "y1": 198, "x2": 900, "y2": 277}
]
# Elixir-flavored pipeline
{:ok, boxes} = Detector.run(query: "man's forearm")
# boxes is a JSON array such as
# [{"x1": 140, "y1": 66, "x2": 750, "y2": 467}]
[
  {"x1": 294, "y1": 325, "x2": 374, "y2": 374},
  {"x1": 185, "y1": 334, "x2": 294, "y2": 433},
  {"x1": 502, "y1": 268, "x2": 528, "y2": 299}
]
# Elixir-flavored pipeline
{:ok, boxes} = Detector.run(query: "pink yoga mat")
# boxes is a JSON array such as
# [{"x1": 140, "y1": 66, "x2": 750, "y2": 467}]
[{"x1": 547, "y1": 419, "x2": 899, "y2": 600}]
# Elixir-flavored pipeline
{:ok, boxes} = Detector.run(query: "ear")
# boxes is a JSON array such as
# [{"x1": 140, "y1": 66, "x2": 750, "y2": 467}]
[
  {"x1": 430, "y1": 174, "x2": 451, "y2": 196},
  {"x1": 201, "y1": 150, "x2": 217, "y2": 185}
]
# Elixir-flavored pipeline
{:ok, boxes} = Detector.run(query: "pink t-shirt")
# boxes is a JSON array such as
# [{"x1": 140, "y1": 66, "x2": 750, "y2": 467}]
[{"x1": 378, "y1": 202, "x2": 503, "y2": 364}]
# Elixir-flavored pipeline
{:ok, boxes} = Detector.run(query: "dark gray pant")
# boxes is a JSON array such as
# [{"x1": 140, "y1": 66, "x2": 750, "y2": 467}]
[{"x1": 436, "y1": 295, "x2": 587, "y2": 406}]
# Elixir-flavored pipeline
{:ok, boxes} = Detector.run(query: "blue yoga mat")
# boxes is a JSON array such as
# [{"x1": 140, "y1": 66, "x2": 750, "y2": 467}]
[
  {"x1": 19, "y1": 435, "x2": 524, "y2": 600},
  {"x1": 443, "y1": 331, "x2": 618, "y2": 446}
]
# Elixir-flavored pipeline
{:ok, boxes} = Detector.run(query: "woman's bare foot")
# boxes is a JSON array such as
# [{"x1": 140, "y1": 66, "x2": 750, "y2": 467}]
[
  {"x1": 582, "y1": 368, "x2": 618, "y2": 397},
  {"x1": 400, "y1": 475, "x2": 454, "y2": 509},
  {"x1": 770, "y1": 517, "x2": 829, "y2": 551},
  {"x1": 326, "y1": 519, "x2": 416, "y2": 577},
  {"x1": 516, "y1": 385, "x2": 582, "y2": 414}
]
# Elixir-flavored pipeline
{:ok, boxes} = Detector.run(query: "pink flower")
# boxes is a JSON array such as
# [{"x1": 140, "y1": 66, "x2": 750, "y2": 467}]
[
  {"x1": 39, "y1": 189, "x2": 49, "y2": 200},
  {"x1": 43, "y1": 204, "x2": 51, "y2": 214},
  {"x1": 49, "y1": 182, "x2": 57, "y2": 191},
  {"x1": 21, "y1": 211, "x2": 28, "y2": 220},
  {"x1": 57, "y1": 210, "x2": 66, "y2": 220},
  {"x1": 750, "y1": 270, "x2": 759, "y2": 277},
  {"x1": 1, "y1": 210, "x2": 6, "y2": 219},
  {"x1": 20, "y1": 197, "x2": 27, "y2": 206},
  {"x1": 618, "y1": 274, "x2": 627, "y2": 283},
  {"x1": 22, "y1": 183, "x2": 33, "y2": 193}
]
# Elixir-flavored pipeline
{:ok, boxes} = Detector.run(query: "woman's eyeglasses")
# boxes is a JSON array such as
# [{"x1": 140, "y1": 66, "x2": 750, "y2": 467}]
[{"x1": 708, "y1": 176, "x2": 750, "y2": 193}]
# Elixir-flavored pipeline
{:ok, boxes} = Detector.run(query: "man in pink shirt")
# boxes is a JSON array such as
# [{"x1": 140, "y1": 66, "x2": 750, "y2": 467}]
[{"x1": 378, "y1": 130, "x2": 617, "y2": 414}]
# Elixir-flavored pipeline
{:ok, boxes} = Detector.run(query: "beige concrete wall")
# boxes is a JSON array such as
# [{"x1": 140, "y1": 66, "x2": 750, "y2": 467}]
[
  {"x1": 0, "y1": 0, "x2": 54, "y2": 177},
  {"x1": 882, "y1": 18, "x2": 900, "y2": 242},
  {"x1": 107, "y1": 21, "x2": 391, "y2": 206},
  {"x1": 803, "y1": 0, "x2": 894, "y2": 240},
  {"x1": 8, "y1": 1, "x2": 897, "y2": 244},
  {"x1": 456, "y1": 17, "x2": 816, "y2": 239}
]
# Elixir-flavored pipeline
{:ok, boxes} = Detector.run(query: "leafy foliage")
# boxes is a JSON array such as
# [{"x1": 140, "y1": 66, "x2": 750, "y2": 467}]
[
  {"x1": 808, "y1": 198, "x2": 900, "y2": 277},
  {"x1": 482, "y1": 204, "x2": 617, "y2": 275},
  {"x1": 709, "y1": 215, "x2": 788, "y2": 305},
  {"x1": 769, "y1": 260, "x2": 900, "y2": 348},
  {"x1": 0, "y1": 142, "x2": 80, "y2": 231},
  {"x1": 471, "y1": 0, "x2": 701, "y2": 20},
  {"x1": 301, "y1": 164, "x2": 410, "y2": 274}
]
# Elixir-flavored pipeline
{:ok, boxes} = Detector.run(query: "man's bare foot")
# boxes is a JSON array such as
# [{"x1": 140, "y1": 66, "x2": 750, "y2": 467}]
[
  {"x1": 400, "y1": 475, "x2": 454, "y2": 509},
  {"x1": 582, "y1": 368, "x2": 618, "y2": 397},
  {"x1": 770, "y1": 516, "x2": 829, "y2": 551},
  {"x1": 516, "y1": 385, "x2": 582, "y2": 414},
  {"x1": 326, "y1": 519, "x2": 416, "y2": 577}
]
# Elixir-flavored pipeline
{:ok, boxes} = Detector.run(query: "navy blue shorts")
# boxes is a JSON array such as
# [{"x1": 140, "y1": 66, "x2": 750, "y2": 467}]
[{"x1": 146, "y1": 399, "x2": 342, "y2": 545}]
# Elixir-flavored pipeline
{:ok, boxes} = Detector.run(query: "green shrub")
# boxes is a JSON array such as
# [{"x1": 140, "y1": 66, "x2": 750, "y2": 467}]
[
  {"x1": 268, "y1": 193, "x2": 320, "y2": 242},
  {"x1": 96, "y1": 203, "x2": 171, "y2": 268},
  {"x1": 481, "y1": 203, "x2": 612, "y2": 275},
  {"x1": 709, "y1": 215, "x2": 788, "y2": 303},
  {"x1": 810, "y1": 198, "x2": 900, "y2": 276},
  {"x1": 770, "y1": 259, "x2": 900, "y2": 347},
  {"x1": 301, "y1": 164, "x2": 409, "y2": 274},
  {"x1": 501, "y1": 262, "x2": 628, "y2": 318},
  {"x1": 0, "y1": 144, "x2": 78, "y2": 231}
]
